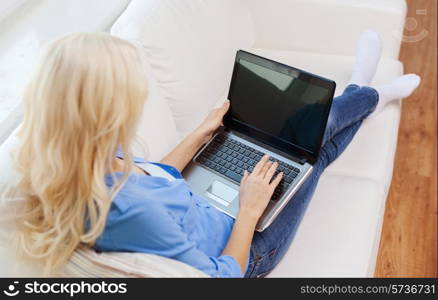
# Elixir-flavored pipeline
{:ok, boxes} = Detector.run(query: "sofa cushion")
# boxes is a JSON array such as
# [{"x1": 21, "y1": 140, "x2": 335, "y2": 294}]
[
  {"x1": 248, "y1": 0, "x2": 407, "y2": 59},
  {"x1": 111, "y1": 0, "x2": 255, "y2": 136},
  {"x1": 250, "y1": 49, "x2": 403, "y2": 189},
  {"x1": 132, "y1": 61, "x2": 180, "y2": 161},
  {"x1": 268, "y1": 175, "x2": 387, "y2": 277}
]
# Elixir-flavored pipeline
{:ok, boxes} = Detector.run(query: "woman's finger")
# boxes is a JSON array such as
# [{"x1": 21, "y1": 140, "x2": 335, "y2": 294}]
[
  {"x1": 241, "y1": 170, "x2": 249, "y2": 184},
  {"x1": 269, "y1": 172, "x2": 283, "y2": 189},
  {"x1": 260, "y1": 160, "x2": 272, "y2": 178},
  {"x1": 264, "y1": 161, "x2": 278, "y2": 181},
  {"x1": 219, "y1": 100, "x2": 230, "y2": 115},
  {"x1": 253, "y1": 155, "x2": 269, "y2": 175},
  {"x1": 223, "y1": 99, "x2": 230, "y2": 109},
  {"x1": 260, "y1": 161, "x2": 272, "y2": 177},
  {"x1": 212, "y1": 101, "x2": 229, "y2": 123}
]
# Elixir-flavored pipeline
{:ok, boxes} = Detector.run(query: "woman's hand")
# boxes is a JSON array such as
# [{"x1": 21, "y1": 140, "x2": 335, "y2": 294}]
[
  {"x1": 238, "y1": 155, "x2": 284, "y2": 220},
  {"x1": 194, "y1": 100, "x2": 230, "y2": 144}
]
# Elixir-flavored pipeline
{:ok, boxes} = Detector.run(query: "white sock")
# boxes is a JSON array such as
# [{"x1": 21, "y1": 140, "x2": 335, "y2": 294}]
[
  {"x1": 371, "y1": 74, "x2": 421, "y2": 116},
  {"x1": 349, "y1": 30, "x2": 382, "y2": 86}
]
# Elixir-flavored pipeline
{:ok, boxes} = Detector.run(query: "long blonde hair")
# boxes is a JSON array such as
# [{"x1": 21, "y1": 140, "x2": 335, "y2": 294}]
[{"x1": 13, "y1": 32, "x2": 147, "y2": 275}]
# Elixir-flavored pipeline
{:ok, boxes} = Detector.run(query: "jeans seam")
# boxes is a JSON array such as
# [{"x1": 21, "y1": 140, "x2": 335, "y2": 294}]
[
  {"x1": 247, "y1": 244, "x2": 262, "y2": 277},
  {"x1": 255, "y1": 248, "x2": 279, "y2": 278},
  {"x1": 248, "y1": 241, "x2": 282, "y2": 278}
]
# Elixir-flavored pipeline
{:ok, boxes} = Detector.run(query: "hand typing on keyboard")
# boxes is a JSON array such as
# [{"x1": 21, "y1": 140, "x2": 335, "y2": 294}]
[
  {"x1": 238, "y1": 155, "x2": 283, "y2": 220},
  {"x1": 196, "y1": 133, "x2": 301, "y2": 201}
]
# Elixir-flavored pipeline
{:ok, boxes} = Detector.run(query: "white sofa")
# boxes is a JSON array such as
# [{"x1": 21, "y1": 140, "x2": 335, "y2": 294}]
[{"x1": 0, "y1": 0, "x2": 407, "y2": 277}]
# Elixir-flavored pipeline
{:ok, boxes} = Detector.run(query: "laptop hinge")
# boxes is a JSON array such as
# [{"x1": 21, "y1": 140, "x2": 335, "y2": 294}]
[{"x1": 225, "y1": 128, "x2": 307, "y2": 165}]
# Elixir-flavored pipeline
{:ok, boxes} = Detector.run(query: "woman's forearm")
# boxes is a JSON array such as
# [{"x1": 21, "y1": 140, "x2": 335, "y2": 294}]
[
  {"x1": 221, "y1": 211, "x2": 258, "y2": 275},
  {"x1": 159, "y1": 130, "x2": 207, "y2": 172}
]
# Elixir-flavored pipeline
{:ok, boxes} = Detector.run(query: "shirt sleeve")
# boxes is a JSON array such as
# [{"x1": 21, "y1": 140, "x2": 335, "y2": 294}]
[{"x1": 99, "y1": 201, "x2": 242, "y2": 278}]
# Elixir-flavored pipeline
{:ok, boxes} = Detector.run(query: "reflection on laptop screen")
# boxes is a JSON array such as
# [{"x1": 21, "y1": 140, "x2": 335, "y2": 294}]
[{"x1": 228, "y1": 57, "x2": 333, "y2": 155}]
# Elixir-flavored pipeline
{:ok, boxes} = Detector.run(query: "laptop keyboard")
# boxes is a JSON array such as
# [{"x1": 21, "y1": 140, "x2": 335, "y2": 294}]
[{"x1": 195, "y1": 133, "x2": 301, "y2": 201}]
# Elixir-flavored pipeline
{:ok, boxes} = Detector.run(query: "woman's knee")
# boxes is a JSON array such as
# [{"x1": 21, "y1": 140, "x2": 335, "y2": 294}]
[{"x1": 318, "y1": 144, "x2": 337, "y2": 167}]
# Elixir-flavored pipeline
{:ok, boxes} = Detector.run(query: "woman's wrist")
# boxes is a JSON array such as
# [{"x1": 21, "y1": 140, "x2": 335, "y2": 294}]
[
  {"x1": 236, "y1": 210, "x2": 260, "y2": 227},
  {"x1": 191, "y1": 127, "x2": 213, "y2": 145}
]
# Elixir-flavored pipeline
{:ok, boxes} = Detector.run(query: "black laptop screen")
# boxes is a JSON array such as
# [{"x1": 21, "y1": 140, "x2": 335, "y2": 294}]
[{"x1": 225, "y1": 51, "x2": 335, "y2": 163}]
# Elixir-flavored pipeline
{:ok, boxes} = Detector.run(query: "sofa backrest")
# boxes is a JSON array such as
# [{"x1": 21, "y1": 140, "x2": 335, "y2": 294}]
[{"x1": 111, "y1": 0, "x2": 255, "y2": 136}]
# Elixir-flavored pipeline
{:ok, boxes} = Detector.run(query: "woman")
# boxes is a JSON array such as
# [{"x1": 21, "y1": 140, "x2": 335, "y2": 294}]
[{"x1": 13, "y1": 32, "x2": 420, "y2": 277}]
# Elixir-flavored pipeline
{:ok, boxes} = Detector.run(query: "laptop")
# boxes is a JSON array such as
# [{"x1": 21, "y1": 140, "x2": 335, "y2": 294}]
[{"x1": 183, "y1": 50, "x2": 335, "y2": 231}]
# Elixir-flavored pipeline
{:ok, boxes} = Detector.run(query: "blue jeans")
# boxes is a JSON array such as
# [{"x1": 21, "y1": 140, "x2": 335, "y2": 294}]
[{"x1": 244, "y1": 84, "x2": 379, "y2": 278}]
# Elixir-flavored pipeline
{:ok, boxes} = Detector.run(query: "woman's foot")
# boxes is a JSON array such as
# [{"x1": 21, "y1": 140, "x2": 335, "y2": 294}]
[
  {"x1": 349, "y1": 30, "x2": 382, "y2": 86},
  {"x1": 371, "y1": 74, "x2": 421, "y2": 116}
]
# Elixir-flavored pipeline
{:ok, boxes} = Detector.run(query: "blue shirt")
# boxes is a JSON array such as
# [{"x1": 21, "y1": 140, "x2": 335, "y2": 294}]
[{"x1": 94, "y1": 156, "x2": 242, "y2": 278}]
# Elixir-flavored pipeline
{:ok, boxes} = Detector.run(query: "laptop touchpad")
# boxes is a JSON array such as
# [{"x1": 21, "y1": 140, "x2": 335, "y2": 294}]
[{"x1": 205, "y1": 181, "x2": 238, "y2": 207}]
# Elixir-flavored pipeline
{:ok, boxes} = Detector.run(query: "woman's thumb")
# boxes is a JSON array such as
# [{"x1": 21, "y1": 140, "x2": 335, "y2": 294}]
[{"x1": 222, "y1": 100, "x2": 230, "y2": 111}]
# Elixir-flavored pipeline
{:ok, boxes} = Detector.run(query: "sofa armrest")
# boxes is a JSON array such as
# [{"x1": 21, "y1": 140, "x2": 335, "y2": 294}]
[{"x1": 247, "y1": 0, "x2": 407, "y2": 59}]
